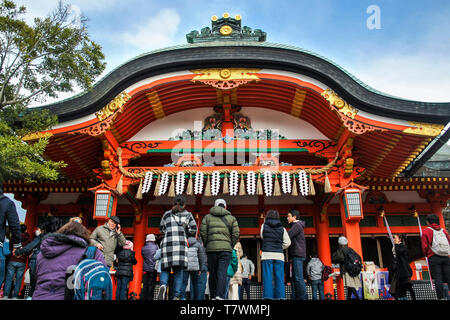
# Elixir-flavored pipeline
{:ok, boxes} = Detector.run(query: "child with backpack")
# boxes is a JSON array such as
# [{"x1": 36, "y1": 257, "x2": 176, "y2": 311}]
[
  {"x1": 181, "y1": 236, "x2": 207, "y2": 300},
  {"x1": 114, "y1": 240, "x2": 137, "y2": 300},
  {"x1": 332, "y1": 236, "x2": 362, "y2": 300},
  {"x1": 307, "y1": 253, "x2": 325, "y2": 300}
]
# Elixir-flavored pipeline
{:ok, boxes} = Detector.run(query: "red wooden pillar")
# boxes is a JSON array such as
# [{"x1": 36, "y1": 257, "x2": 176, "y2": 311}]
[
  {"x1": 128, "y1": 211, "x2": 146, "y2": 299},
  {"x1": 315, "y1": 206, "x2": 334, "y2": 298},
  {"x1": 337, "y1": 190, "x2": 364, "y2": 300},
  {"x1": 23, "y1": 197, "x2": 38, "y2": 233}
]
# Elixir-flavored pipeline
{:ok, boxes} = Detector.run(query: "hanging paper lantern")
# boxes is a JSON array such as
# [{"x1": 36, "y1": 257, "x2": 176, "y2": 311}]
[
  {"x1": 281, "y1": 172, "x2": 291, "y2": 194},
  {"x1": 211, "y1": 171, "x2": 221, "y2": 196},
  {"x1": 143, "y1": 171, "x2": 153, "y2": 193},
  {"x1": 158, "y1": 172, "x2": 170, "y2": 195},
  {"x1": 246, "y1": 171, "x2": 256, "y2": 195},
  {"x1": 263, "y1": 171, "x2": 273, "y2": 196},
  {"x1": 298, "y1": 170, "x2": 309, "y2": 196},
  {"x1": 194, "y1": 171, "x2": 204, "y2": 195},
  {"x1": 175, "y1": 171, "x2": 185, "y2": 195},
  {"x1": 229, "y1": 170, "x2": 239, "y2": 196}
]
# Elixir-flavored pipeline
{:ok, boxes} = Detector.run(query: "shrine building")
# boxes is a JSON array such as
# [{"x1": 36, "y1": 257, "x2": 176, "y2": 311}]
[{"x1": 4, "y1": 14, "x2": 450, "y2": 299}]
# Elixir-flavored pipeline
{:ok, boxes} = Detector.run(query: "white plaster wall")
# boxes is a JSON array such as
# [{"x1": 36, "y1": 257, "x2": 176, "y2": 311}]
[{"x1": 129, "y1": 107, "x2": 327, "y2": 141}]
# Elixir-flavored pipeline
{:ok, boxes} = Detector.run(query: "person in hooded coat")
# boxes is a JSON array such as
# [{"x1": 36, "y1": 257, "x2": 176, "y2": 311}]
[
  {"x1": 181, "y1": 235, "x2": 207, "y2": 300},
  {"x1": 260, "y1": 210, "x2": 291, "y2": 300},
  {"x1": 114, "y1": 240, "x2": 137, "y2": 300},
  {"x1": 200, "y1": 198, "x2": 240, "y2": 300},
  {"x1": 157, "y1": 195, "x2": 197, "y2": 300},
  {"x1": 32, "y1": 221, "x2": 106, "y2": 300},
  {"x1": 306, "y1": 253, "x2": 325, "y2": 300},
  {"x1": 141, "y1": 234, "x2": 159, "y2": 300}
]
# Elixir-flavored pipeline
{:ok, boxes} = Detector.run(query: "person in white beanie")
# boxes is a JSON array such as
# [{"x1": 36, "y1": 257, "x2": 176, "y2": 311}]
[
  {"x1": 114, "y1": 240, "x2": 137, "y2": 300},
  {"x1": 141, "y1": 234, "x2": 159, "y2": 300},
  {"x1": 200, "y1": 198, "x2": 240, "y2": 300},
  {"x1": 332, "y1": 236, "x2": 363, "y2": 300}
]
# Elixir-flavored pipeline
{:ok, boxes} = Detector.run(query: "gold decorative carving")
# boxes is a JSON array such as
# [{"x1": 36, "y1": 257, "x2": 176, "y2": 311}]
[
  {"x1": 220, "y1": 25, "x2": 233, "y2": 35},
  {"x1": 403, "y1": 122, "x2": 444, "y2": 137},
  {"x1": 22, "y1": 132, "x2": 53, "y2": 142},
  {"x1": 95, "y1": 91, "x2": 131, "y2": 121},
  {"x1": 321, "y1": 89, "x2": 358, "y2": 119},
  {"x1": 191, "y1": 68, "x2": 261, "y2": 90}
]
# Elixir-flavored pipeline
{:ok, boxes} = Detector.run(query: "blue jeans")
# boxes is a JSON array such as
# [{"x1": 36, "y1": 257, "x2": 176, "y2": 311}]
[
  {"x1": 115, "y1": 276, "x2": 130, "y2": 300},
  {"x1": 181, "y1": 270, "x2": 200, "y2": 300},
  {"x1": 160, "y1": 267, "x2": 184, "y2": 299},
  {"x1": 197, "y1": 267, "x2": 208, "y2": 300},
  {"x1": 291, "y1": 257, "x2": 307, "y2": 300},
  {"x1": 262, "y1": 259, "x2": 285, "y2": 299},
  {"x1": 4, "y1": 261, "x2": 26, "y2": 298},
  {"x1": 0, "y1": 258, "x2": 6, "y2": 288},
  {"x1": 311, "y1": 279, "x2": 324, "y2": 300}
]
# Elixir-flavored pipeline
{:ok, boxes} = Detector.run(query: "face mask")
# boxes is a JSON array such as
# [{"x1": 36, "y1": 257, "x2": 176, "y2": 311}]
[{"x1": 35, "y1": 230, "x2": 41, "y2": 236}]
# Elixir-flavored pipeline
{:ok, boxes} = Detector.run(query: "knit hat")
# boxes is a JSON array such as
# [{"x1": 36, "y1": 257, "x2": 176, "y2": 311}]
[
  {"x1": 338, "y1": 236, "x2": 348, "y2": 246},
  {"x1": 214, "y1": 199, "x2": 227, "y2": 208},
  {"x1": 123, "y1": 240, "x2": 133, "y2": 250},
  {"x1": 146, "y1": 234, "x2": 156, "y2": 242}
]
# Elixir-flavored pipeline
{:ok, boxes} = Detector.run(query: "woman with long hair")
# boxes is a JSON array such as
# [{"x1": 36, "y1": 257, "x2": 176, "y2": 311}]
[{"x1": 390, "y1": 234, "x2": 416, "y2": 300}]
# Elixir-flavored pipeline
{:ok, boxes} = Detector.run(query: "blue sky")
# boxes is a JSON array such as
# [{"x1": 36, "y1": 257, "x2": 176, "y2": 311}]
[
  {"x1": 9, "y1": 1, "x2": 450, "y2": 220},
  {"x1": 15, "y1": 0, "x2": 450, "y2": 102}
]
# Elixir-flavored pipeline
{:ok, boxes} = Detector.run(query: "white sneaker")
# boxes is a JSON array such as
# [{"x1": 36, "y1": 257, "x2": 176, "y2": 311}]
[
  {"x1": 215, "y1": 296, "x2": 223, "y2": 300},
  {"x1": 157, "y1": 285, "x2": 166, "y2": 300}
]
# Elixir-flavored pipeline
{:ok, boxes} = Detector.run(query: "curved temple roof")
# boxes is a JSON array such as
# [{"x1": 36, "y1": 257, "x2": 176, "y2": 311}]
[{"x1": 38, "y1": 41, "x2": 450, "y2": 125}]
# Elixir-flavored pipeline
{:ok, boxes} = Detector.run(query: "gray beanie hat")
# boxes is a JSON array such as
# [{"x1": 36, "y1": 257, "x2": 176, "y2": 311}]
[{"x1": 338, "y1": 236, "x2": 348, "y2": 246}]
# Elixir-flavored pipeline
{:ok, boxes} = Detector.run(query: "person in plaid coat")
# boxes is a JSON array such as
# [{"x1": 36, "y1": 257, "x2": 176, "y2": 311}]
[{"x1": 157, "y1": 195, "x2": 197, "y2": 300}]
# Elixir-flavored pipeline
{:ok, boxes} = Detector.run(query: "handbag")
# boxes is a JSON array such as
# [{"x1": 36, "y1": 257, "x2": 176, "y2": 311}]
[{"x1": 388, "y1": 272, "x2": 398, "y2": 297}]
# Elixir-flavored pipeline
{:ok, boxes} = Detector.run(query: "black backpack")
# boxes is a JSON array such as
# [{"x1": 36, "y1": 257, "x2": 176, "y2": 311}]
[{"x1": 343, "y1": 248, "x2": 362, "y2": 277}]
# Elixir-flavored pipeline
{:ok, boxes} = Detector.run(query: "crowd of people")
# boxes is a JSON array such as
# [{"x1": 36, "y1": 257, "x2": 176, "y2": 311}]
[{"x1": 0, "y1": 180, "x2": 449, "y2": 301}]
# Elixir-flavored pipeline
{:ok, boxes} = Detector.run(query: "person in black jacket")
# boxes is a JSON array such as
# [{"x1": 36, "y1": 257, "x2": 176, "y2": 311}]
[
  {"x1": 287, "y1": 209, "x2": 306, "y2": 300},
  {"x1": 14, "y1": 216, "x2": 63, "y2": 299},
  {"x1": 114, "y1": 240, "x2": 137, "y2": 300},
  {"x1": 0, "y1": 183, "x2": 22, "y2": 252},
  {"x1": 389, "y1": 234, "x2": 416, "y2": 300}
]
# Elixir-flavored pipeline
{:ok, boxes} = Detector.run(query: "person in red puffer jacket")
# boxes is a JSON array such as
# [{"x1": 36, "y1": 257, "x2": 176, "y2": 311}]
[{"x1": 421, "y1": 214, "x2": 450, "y2": 300}]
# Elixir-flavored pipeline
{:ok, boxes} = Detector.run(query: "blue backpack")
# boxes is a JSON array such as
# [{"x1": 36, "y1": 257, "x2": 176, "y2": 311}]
[{"x1": 66, "y1": 246, "x2": 113, "y2": 300}]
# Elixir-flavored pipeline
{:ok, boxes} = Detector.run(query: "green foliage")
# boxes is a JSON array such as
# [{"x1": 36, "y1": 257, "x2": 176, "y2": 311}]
[{"x1": 0, "y1": 0, "x2": 106, "y2": 181}]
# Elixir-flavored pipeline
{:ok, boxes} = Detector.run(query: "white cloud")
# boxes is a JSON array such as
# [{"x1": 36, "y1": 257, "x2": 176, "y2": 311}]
[
  {"x1": 349, "y1": 52, "x2": 450, "y2": 103},
  {"x1": 120, "y1": 8, "x2": 181, "y2": 51}
]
